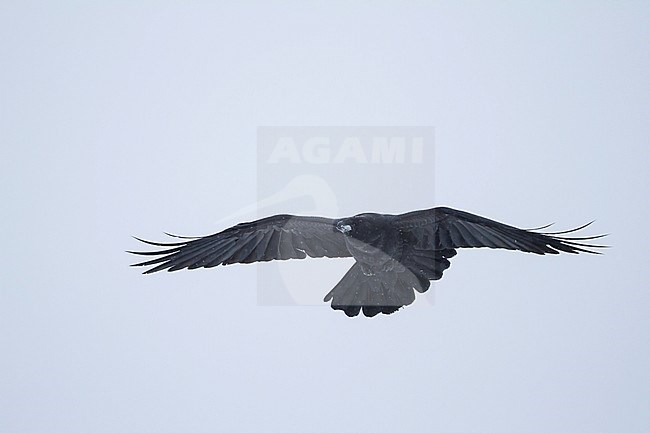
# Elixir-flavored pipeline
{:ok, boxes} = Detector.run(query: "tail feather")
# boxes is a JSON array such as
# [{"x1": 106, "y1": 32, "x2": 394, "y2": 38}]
[
  {"x1": 324, "y1": 263, "x2": 425, "y2": 317},
  {"x1": 323, "y1": 249, "x2": 457, "y2": 317}
]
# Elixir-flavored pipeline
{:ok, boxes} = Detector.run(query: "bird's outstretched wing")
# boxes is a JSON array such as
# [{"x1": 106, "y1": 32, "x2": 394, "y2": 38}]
[
  {"x1": 396, "y1": 207, "x2": 607, "y2": 254},
  {"x1": 129, "y1": 214, "x2": 350, "y2": 273}
]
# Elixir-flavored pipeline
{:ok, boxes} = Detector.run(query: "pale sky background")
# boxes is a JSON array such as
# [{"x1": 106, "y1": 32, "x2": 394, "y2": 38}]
[{"x1": 2, "y1": 2, "x2": 649, "y2": 432}]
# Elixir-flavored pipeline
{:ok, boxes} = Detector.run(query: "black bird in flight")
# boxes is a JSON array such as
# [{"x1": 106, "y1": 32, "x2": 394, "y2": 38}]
[{"x1": 130, "y1": 207, "x2": 606, "y2": 317}]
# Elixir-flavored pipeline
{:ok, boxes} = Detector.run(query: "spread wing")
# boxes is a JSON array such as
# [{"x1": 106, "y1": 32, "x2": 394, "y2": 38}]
[
  {"x1": 396, "y1": 207, "x2": 607, "y2": 254},
  {"x1": 129, "y1": 214, "x2": 350, "y2": 273}
]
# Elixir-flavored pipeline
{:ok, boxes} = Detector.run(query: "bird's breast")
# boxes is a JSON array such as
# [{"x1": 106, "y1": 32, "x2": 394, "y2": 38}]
[{"x1": 344, "y1": 228, "x2": 404, "y2": 272}]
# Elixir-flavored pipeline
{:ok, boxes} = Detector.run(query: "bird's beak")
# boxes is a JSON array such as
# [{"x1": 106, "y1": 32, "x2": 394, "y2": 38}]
[{"x1": 336, "y1": 223, "x2": 352, "y2": 234}]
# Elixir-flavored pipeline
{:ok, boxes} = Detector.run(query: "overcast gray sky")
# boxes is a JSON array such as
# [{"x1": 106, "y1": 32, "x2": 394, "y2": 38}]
[{"x1": 2, "y1": 2, "x2": 649, "y2": 432}]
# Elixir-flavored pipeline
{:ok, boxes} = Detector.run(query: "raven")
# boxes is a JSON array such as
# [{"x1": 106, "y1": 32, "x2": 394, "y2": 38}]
[{"x1": 129, "y1": 207, "x2": 605, "y2": 317}]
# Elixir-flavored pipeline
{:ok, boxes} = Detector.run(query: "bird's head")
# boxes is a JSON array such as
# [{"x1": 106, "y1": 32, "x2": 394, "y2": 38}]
[
  {"x1": 335, "y1": 220, "x2": 353, "y2": 235},
  {"x1": 335, "y1": 214, "x2": 385, "y2": 241}
]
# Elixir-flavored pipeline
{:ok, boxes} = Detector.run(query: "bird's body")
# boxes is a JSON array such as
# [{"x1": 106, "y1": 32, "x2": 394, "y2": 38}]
[
  {"x1": 130, "y1": 207, "x2": 605, "y2": 317},
  {"x1": 338, "y1": 213, "x2": 403, "y2": 274}
]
